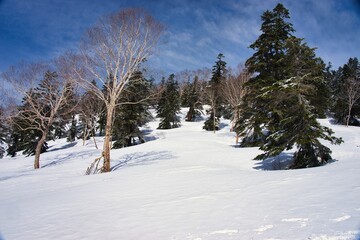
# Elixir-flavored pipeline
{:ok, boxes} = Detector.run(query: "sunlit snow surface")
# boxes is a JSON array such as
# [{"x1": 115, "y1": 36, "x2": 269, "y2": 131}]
[{"x1": 0, "y1": 109, "x2": 359, "y2": 240}]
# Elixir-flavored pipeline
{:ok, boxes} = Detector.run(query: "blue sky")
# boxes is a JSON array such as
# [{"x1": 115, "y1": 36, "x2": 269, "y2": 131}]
[{"x1": 0, "y1": 0, "x2": 360, "y2": 76}]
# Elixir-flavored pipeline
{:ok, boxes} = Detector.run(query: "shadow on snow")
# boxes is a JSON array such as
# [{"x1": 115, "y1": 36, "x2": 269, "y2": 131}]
[
  {"x1": 253, "y1": 152, "x2": 294, "y2": 171},
  {"x1": 111, "y1": 151, "x2": 175, "y2": 171},
  {"x1": 48, "y1": 142, "x2": 78, "y2": 152}
]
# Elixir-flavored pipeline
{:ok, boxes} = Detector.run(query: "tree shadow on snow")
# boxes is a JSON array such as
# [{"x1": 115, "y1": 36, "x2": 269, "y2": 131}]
[
  {"x1": 111, "y1": 151, "x2": 175, "y2": 171},
  {"x1": 0, "y1": 172, "x2": 32, "y2": 182},
  {"x1": 219, "y1": 122, "x2": 229, "y2": 129},
  {"x1": 253, "y1": 152, "x2": 294, "y2": 171},
  {"x1": 142, "y1": 129, "x2": 157, "y2": 142},
  {"x1": 48, "y1": 142, "x2": 78, "y2": 152},
  {"x1": 42, "y1": 150, "x2": 100, "y2": 168}
]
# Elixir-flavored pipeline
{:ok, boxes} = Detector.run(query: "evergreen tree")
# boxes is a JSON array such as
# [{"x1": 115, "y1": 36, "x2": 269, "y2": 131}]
[
  {"x1": 236, "y1": 4, "x2": 342, "y2": 168},
  {"x1": 203, "y1": 53, "x2": 227, "y2": 131},
  {"x1": 62, "y1": 82, "x2": 78, "y2": 142},
  {"x1": 157, "y1": 74, "x2": 181, "y2": 129},
  {"x1": 236, "y1": 3, "x2": 294, "y2": 146},
  {"x1": 180, "y1": 80, "x2": 191, "y2": 107},
  {"x1": 97, "y1": 74, "x2": 114, "y2": 136},
  {"x1": 257, "y1": 36, "x2": 342, "y2": 168},
  {"x1": 185, "y1": 76, "x2": 203, "y2": 121},
  {"x1": 51, "y1": 119, "x2": 67, "y2": 140},
  {"x1": 331, "y1": 58, "x2": 360, "y2": 126},
  {"x1": 112, "y1": 71, "x2": 153, "y2": 148}
]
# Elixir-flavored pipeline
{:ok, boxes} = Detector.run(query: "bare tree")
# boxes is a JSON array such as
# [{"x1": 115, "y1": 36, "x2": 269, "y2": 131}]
[
  {"x1": 344, "y1": 77, "x2": 360, "y2": 126},
  {"x1": 78, "y1": 84, "x2": 104, "y2": 148},
  {"x1": 2, "y1": 61, "x2": 77, "y2": 169},
  {"x1": 73, "y1": 8, "x2": 164, "y2": 172},
  {"x1": 222, "y1": 65, "x2": 250, "y2": 143}
]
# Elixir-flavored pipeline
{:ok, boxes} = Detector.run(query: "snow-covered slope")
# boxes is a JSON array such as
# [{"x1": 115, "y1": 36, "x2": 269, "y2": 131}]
[{"x1": 0, "y1": 110, "x2": 359, "y2": 240}]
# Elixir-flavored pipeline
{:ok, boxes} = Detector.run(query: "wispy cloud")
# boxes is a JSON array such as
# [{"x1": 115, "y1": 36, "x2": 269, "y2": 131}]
[{"x1": 1, "y1": 0, "x2": 359, "y2": 75}]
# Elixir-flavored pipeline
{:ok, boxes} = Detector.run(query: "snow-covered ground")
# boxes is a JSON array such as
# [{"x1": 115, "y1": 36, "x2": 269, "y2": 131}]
[{"x1": 0, "y1": 109, "x2": 359, "y2": 240}]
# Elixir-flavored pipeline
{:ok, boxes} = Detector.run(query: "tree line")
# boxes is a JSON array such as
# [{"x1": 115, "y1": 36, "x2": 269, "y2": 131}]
[{"x1": 1, "y1": 4, "x2": 359, "y2": 171}]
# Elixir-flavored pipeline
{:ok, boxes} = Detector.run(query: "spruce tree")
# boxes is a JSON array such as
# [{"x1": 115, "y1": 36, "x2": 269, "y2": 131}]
[
  {"x1": 236, "y1": 3, "x2": 294, "y2": 146},
  {"x1": 112, "y1": 71, "x2": 153, "y2": 148},
  {"x1": 181, "y1": 80, "x2": 191, "y2": 107},
  {"x1": 157, "y1": 74, "x2": 181, "y2": 129},
  {"x1": 185, "y1": 76, "x2": 203, "y2": 122},
  {"x1": 203, "y1": 53, "x2": 227, "y2": 131},
  {"x1": 258, "y1": 37, "x2": 342, "y2": 168},
  {"x1": 236, "y1": 4, "x2": 342, "y2": 168}
]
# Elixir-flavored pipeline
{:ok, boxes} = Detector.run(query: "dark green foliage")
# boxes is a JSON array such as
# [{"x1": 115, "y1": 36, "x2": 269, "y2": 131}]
[
  {"x1": 157, "y1": 74, "x2": 181, "y2": 129},
  {"x1": 63, "y1": 83, "x2": 78, "y2": 142},
  {"x1": 236, "y1": 3, "x2": 294, "y2": 146},
  {"x1": 185, "y1": 76, "x2": 203, "y2": 121},
  {"x1": 181, "y1": 80, "x2": 191, "y2": 107},
  {"x1": 112, "y1": 71, "x2": 153, "y2": 148},
  {"x1": 97, "y1": 112, "x2": 106, "y2": 136},
  {"x1": 330, "y1": 57, "x2": 360, "y2": 126},
  {"x1": 51, "y1": 119, "x2": 67, "y2": 140},
  {"x1": 256, "y1": 76, "x2": 342, "y2": 168},
  {"x1": 67, "y1": 116, "x2": 78, "y2": 142},
  {"x1": 236, "y1": 3, "x2": 341, "y2": 168},
  {"x1": 203, "y1": 112, "x2": 220, "y2": 131},
  {"x1": 21, "y1": 130, "x2": 49, "y2": 156},
  {"x1": 203, "y1": 53, "x2": 227, "y2": 131},
  {"x1": 246, "y1": 3, "x2": 294, "y2": 82}
]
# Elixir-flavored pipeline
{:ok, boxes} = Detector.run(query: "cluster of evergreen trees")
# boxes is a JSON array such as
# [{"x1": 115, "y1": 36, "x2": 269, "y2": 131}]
[{"x1": 0, "y1": 3, "x2": 359, "y2": 170}]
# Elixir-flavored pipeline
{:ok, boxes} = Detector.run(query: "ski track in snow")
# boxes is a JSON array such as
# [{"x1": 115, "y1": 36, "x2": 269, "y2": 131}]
[{"x1": 0, "y1": 109, "x2": 360, "y2": 240}]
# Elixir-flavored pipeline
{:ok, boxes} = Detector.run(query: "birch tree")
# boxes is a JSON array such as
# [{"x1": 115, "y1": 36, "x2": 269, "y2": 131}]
[
  {"x1": 74, "y1": 8, "x2": 164, "y2": 172},
  {"x1": 222, "y1": 66, "x2": 250, "y2": 143},
  {"x1": 2, "y1": 62, "x2": 77, "y2": 169},
  {"x1": 344, "y1": 77, "x2": 360, "y2": 126}
]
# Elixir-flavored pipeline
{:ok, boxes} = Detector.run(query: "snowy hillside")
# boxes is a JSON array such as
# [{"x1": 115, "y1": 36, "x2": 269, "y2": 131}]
[{"x1": 0, "y1": 109, "x2": 359, "y2": 240}]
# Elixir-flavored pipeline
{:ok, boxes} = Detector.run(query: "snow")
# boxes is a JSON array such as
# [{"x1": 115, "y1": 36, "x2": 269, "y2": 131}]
[{"x1": 0, "y1": 109, "x2": 360, "y2": 240}]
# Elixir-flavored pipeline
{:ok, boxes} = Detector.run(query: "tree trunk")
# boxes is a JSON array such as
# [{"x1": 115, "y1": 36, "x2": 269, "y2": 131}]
[
  {"x1": 346, "y1": 103, "x2": 352, "y2": 127},
  {"x1": 92, "y1": 131, "x2": 98, "y2": 149},
  {"x1": 213, "y1": 106, "x2": 216, "y2": 134},
  {"x1": 102, "y1": 105, "x2": 114, "y2": 172},
  {"x1": 34, "y1": 133, "x2": 47, "y2": 169},
  {"x1": 82, "y1": 126, "x2": 87, "y2": 146}
]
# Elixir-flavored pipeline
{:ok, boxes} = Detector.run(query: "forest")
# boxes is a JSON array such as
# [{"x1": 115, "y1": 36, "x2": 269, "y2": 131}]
[{"x1": 0, "y1": 4, "x2": 359, "y2": 172}]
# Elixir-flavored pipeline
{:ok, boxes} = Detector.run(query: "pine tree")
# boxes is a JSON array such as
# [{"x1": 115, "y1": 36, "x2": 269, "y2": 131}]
[
  {"x1": 157, "y1": 74, "x2": 181, "y2": 129},
  {"x1": 203, "y1": 53, "x2": 227, "y2": 131},
  {"x1": 112, "y1": 71, "x2": 153, "y2": 148}
]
